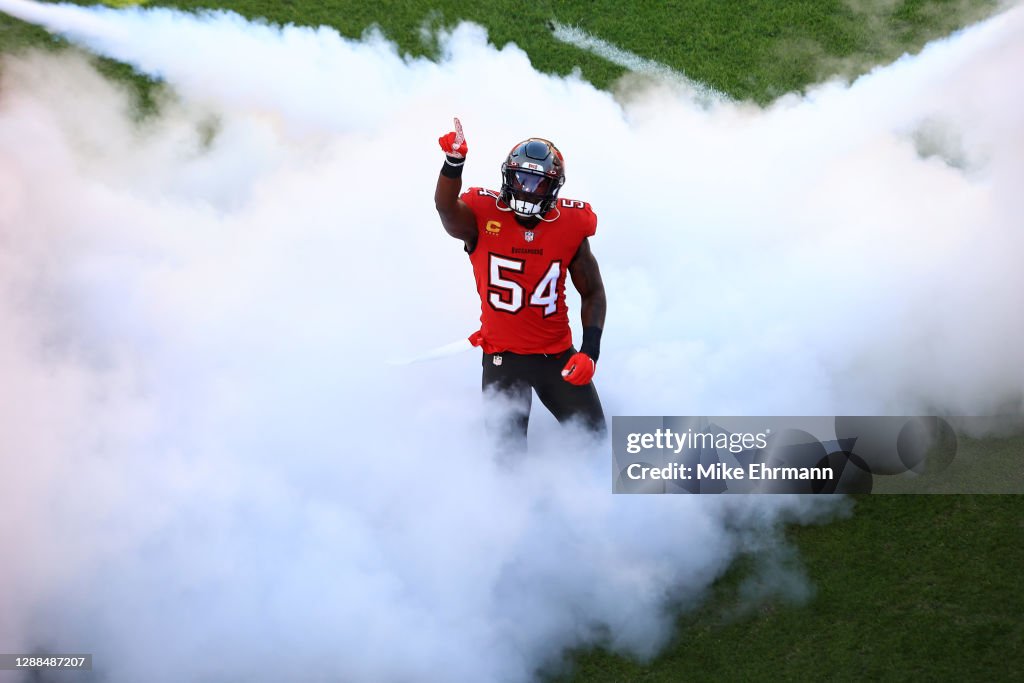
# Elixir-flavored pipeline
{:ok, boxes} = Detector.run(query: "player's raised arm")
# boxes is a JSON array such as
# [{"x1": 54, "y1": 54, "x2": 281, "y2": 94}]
[
  {"x1": 434, "y1": 117, "x2": 478, "y2": 251},
  {"x1": 563, "y1": 237, "x2": 607, "y2": 385}
]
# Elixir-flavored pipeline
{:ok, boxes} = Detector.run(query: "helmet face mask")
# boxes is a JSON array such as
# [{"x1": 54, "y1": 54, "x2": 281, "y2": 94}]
[{"x1": 500, "y1": 138, "x2": 565, "y2": 219}]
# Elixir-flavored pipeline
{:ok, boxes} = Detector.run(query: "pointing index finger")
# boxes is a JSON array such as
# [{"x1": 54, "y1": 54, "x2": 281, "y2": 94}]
[{"x1": 453, "y1": 117, "x2": 464, "y2": 145}]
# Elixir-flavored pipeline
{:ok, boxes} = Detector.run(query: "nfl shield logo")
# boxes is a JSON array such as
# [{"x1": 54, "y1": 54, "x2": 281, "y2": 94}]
[{"x1": 524, "y1": 231, "x2": 535, "y2": 242}]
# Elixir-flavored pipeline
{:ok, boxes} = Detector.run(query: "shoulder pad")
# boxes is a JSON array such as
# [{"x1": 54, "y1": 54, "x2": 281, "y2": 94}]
[
  {"x1": 557, "y1": 197, "x2": 597, "y2": 237},
  {"x1": 462, "y1": 187, "x2": 501, "y2": 207}
]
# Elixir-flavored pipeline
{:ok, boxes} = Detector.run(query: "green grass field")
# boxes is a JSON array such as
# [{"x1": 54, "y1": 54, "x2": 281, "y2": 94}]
[
  {"x1": 0, "y1": 0, "x2": 1004, "y2": 102},
  {"x1": 562, "y1": 494, "x2": 1023, "y2": 682},
  {"x1": 2, "y1": 1, "x2": 1021, "y2": 680}
]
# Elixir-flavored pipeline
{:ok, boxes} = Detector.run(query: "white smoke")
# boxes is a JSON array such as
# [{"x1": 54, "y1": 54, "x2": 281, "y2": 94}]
[{"x1": 0, "y1": 1, "x2": 1021, "y2": 681}]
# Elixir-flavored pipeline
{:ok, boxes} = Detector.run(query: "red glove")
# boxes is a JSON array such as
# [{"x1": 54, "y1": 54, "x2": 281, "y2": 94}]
[
  {"x1": 561, "y1": 352, "x2": 596, "y2": 386},
  {"x1": 438, "y1": 117, "x2": 468, "y2": 159}
]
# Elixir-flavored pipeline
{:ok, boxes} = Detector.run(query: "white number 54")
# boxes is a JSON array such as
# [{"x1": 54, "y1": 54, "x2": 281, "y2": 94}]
[{"x1": 488, "y1": 255, "x2": 562, "y2": 317}]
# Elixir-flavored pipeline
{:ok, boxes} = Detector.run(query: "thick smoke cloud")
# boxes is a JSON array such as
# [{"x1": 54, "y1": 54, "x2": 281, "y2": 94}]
[{"x1": 0, "y1": 1, "x2": 1021, "y2": 681}]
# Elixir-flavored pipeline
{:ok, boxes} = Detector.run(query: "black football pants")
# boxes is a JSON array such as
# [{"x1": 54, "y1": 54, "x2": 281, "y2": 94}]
[{"x1": 481, "y1": 347, "x2": 606, "y2": 450}]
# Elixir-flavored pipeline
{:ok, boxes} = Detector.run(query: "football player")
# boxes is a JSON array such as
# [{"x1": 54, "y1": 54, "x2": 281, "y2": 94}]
[{"x1": 434, "y1": 118, "x2": 607, "y2": 449}]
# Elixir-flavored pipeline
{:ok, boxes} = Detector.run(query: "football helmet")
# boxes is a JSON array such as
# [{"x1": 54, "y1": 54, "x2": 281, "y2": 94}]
[{"x1": 500, "y1": 138, "x2": 565, "y2": 218}]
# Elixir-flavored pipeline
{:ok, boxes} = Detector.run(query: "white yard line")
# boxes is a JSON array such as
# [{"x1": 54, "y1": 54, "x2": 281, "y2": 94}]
[{"x1": 548, "y1": 20, "x2": 728, "y2": 104}]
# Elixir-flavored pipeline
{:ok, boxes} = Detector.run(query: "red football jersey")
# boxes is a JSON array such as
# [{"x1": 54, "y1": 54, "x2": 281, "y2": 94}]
[{"x1": 461, "y1": 187, "x2": 597, "y2": 354}]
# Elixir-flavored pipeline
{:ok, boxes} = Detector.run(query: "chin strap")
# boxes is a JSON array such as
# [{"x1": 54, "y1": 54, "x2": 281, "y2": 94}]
[
  {"x1": 537, "y1": 206, "x2": 560, "y2": 223},
  {"x1": 495, "y1": 194, "x2": 561, "y2": 222},
  {"x1": 494, "y1": 195, "x2": 560, "y2": 222}
]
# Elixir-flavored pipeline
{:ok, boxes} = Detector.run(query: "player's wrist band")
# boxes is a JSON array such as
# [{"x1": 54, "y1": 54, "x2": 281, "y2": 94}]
[
  {"x1": 581, "y1": 326, "x2": 602, "y2": 362},
  {"x1": 440, "y1": 155, "x2": 465, "y2": 178}
]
